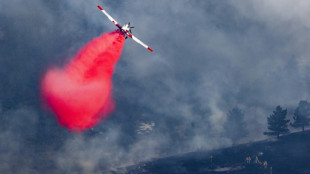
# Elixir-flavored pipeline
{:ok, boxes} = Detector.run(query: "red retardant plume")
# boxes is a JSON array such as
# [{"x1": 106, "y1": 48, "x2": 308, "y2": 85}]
[{"x1": 41, "y1": 31, "x2": 125, "y2": 133}]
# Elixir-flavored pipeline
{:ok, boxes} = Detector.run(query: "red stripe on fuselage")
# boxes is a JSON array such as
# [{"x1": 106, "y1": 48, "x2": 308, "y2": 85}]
[{"x1": 127, "y1": 33, "x2": 132, "y2": 38}]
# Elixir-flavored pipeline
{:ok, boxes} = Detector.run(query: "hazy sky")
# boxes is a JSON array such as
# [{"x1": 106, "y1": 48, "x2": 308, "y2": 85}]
[{"x1": 1, "y1": 0, "x2": 310, "y2": 173}]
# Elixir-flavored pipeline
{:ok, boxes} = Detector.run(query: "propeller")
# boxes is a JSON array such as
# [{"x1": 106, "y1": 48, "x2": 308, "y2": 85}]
[{"x1": 128, "y1": 22, "x2": 134, "y2": 33}]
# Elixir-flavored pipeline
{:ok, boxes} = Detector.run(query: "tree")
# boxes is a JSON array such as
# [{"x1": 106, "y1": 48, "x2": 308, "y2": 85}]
[
  {"x1": 264, "y1": 106, "x2": 290, "y2": 139},
  {"x1": 291, "y1": 100, "x2": 310, "y2": 131},
  {"x1": 224, "y1": 107, "x2": 248, "y2": 144}
]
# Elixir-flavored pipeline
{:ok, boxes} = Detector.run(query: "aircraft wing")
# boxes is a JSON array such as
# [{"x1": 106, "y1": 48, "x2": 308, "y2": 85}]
[
  {"x1": 97, "y1": 5, "x2": 122, "y2": 28},
  {"x1": 126, "y1": 32, "x2": 154, "y2": 52}
]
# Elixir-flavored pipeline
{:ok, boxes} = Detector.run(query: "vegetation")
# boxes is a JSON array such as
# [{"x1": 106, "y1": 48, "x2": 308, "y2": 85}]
[
  {"x1": 224, "y1": 107, "x2": 248, "y2": 144},
  {"x1": 264, "y1": 106, "x2": 290, "y2": 139},
  {"x1": 122, "y1": 130, "x2": 310, "y2": 174},
  {"x1": 291, "y1": 100, "x2": 310, "y2": 131}
]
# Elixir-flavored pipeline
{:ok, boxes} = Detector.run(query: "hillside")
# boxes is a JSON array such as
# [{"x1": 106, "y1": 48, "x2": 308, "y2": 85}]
[{"x1": 115, "y1": 130, "x2": 310, "y2": 174}]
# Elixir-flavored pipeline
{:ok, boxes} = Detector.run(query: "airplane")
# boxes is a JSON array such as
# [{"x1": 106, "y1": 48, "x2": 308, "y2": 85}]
[
  {"x1": 97, "y1": 5, "x2": 153, "y2": 52},
  {"x1": 137, "y1": 122, "x2": 155, "y2": 134}
]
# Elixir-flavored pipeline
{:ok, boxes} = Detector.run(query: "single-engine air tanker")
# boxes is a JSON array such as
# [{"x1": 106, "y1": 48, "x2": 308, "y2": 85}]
[{"x1": 97, "y1": 5, "x2": 153, "y2": 52}]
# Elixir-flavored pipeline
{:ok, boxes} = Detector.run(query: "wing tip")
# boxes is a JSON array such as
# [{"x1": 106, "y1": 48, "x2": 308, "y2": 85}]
[
  {"x1": 148, "y1": 47, "x2": 154, "y2": 52},
  {"x1": 97, "y1": 5, "x2": 103, "y2": 10}
]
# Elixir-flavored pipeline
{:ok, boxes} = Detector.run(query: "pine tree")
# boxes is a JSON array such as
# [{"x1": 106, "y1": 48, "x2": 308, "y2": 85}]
[
  {"x1": 291, "y1": 100, "x2": 310, "y2": 131},
  {"x1": 264, "y1": 106, "x2": 290, "y2": 139},
  {"x1": 225, "y1": 107, "x2": 248, "y2": 144}
]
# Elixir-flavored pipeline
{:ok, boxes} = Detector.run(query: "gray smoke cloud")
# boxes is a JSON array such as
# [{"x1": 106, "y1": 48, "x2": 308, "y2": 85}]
[{"x1": 0, "y1": 0, "x2": 310, "y2": 173}]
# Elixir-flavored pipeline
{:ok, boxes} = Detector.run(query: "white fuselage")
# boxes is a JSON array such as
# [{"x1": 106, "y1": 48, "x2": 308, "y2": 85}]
[
  {"x1": 97, "y1": 5, "x2": 153, "y2": 51},
  {"x1": 121, "y1": 23, "x2": 130, "y2": 33}
]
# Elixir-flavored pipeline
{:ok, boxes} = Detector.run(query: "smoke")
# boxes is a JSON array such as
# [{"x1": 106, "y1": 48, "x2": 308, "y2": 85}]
[
  {"x1": 1, "y1": 0, "x2": 310, "y2": 173},
  {"x1": 0, "y1": 106, "x2": 39, "y2": 174},
  {"x1": 41, "y1": 31, "x2": 125, "y2": 132}
]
